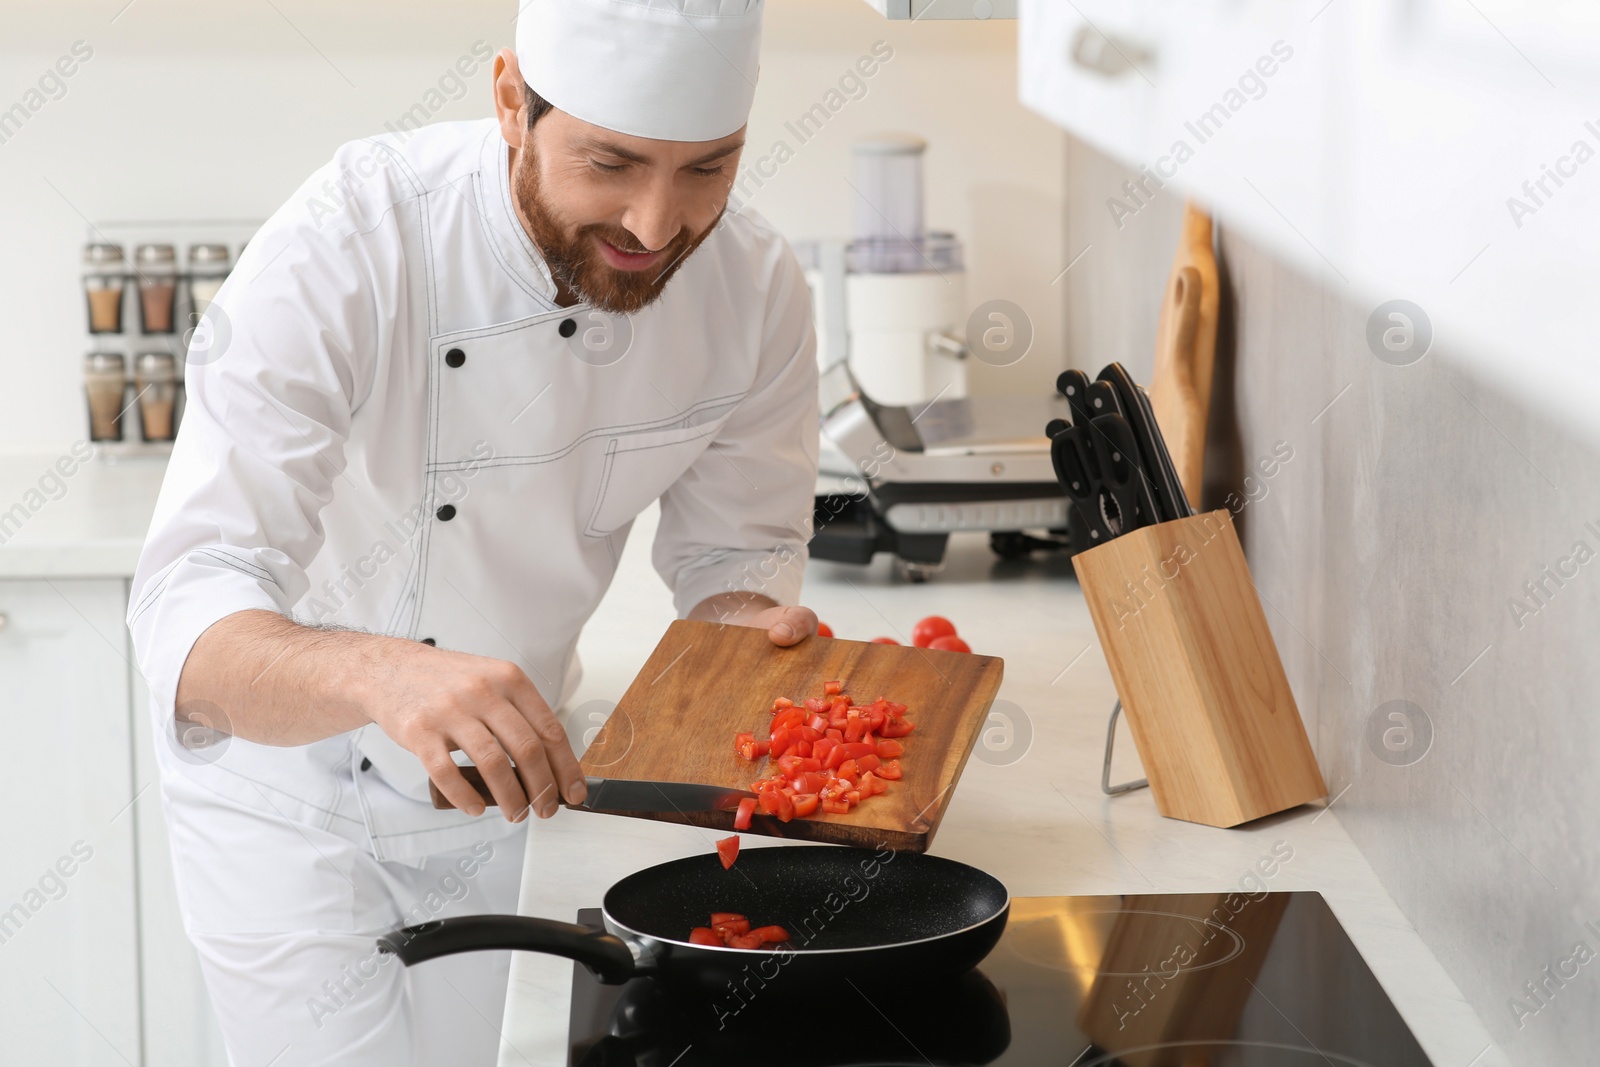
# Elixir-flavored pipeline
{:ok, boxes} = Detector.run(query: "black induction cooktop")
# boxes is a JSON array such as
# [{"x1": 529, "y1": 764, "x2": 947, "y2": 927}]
[{"x1": 566, "y1": 891, "x2": 1434, "y2": 1067}]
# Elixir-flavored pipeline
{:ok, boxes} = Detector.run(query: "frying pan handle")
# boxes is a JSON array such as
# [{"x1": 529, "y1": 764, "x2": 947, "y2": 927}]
[{"x1": 376, "y1": 915, "x2": 636, "y2": 984}]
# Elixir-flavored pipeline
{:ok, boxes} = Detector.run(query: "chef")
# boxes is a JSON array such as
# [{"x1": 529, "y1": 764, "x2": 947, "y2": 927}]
[{"x1": 127, "y1": 1, "x2": 818, "y2": 1063}]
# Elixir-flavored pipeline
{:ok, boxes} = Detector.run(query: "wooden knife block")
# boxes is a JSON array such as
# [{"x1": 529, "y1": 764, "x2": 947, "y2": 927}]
[{"x1": 1072, "y1": 511, "x2": 1326, "y2": 828}]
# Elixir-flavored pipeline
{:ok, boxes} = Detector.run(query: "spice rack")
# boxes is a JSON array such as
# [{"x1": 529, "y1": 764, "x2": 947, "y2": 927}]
[{"x1": 79, "y1": 220, "x2": 259, "y2": 458}]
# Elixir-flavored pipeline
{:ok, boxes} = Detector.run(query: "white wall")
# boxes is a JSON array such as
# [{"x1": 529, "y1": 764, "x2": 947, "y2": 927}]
[{"x1": 0, "y1": 0, "x2": 1066, "y2": 454}]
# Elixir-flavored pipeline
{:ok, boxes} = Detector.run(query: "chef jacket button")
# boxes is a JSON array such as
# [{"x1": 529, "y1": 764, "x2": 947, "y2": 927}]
[
  {"x1": 360, "y1": 757, "x2": 372, "y2": 772},
  {"x1": 558, "y1": 318, "x2": 577, "y2": 338},
  {"x1": 421, "y1": 637, "x2": 436, "y2": 646},
  {"x1": 445, "y1": 348, "x2": 466, "y2": 368},
  {"x1": 436, "y1": 504, "x2": 457, "y2": 522}
]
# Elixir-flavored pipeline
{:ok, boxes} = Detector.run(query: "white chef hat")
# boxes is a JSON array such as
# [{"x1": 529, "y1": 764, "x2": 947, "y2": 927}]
[{"x1": 516, "y1": 0, "x2": 764, "y2": 143}]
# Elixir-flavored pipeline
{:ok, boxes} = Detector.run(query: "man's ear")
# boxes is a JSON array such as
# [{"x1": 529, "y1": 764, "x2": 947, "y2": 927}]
[{"x1": 492, "y1": 48, "x2": 527, "y2": 148}]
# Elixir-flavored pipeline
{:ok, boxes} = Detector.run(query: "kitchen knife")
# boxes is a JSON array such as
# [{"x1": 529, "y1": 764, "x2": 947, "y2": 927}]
[
  {"x1": 1051, "y1": 426, "x2": 1118, "y2": 546},
  {"x1": 1056, "y1": 369, "x2": 1095, "y2": 426},
  {"x1": 1097, "y1": 362, "x2": 1191, "y2": 521},
  {"x1": 1091, "y1": 413, "x2": 1158, "y2": 535},
  {"x1": 430, "y1": 770, "x2": 758, "y2": 814}
]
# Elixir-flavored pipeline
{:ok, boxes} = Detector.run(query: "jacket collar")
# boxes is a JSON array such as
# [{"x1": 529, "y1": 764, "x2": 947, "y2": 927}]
[{"x1": 476, "y1": 122, "x2": 562, "y2": 310}]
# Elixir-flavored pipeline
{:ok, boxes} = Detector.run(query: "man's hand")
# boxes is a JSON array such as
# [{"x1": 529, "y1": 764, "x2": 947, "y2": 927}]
[
  {"x1": 357, "y1": 641, "x2": 587, "y2": 820},
  {"x1": 690, "y1": 592, "x2": 818, "y2": 647},
  {"x1": 174, "y1": 610, "x2": 587, "y2": 822}
]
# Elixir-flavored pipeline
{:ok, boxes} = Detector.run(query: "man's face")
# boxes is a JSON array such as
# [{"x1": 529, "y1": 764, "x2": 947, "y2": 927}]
[{"x1": 507, "y1": 101, "x2": 745, "y2": 315}]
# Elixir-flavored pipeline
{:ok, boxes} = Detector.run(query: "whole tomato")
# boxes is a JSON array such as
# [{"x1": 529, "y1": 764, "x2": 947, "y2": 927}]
[{"x1": 911, "y1": 616, "x2": 957, "y2": 648}]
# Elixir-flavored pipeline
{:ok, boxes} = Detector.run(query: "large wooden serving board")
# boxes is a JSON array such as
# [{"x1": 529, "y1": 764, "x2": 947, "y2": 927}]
[{"x1": 575, "y1": 620, "x2": 1004, "y2": 852}]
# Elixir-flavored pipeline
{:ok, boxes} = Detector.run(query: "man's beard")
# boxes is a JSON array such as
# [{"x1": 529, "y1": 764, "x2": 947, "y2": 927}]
[{"x1": 512, "y1": 145, "x2": 721, "y2": 315}]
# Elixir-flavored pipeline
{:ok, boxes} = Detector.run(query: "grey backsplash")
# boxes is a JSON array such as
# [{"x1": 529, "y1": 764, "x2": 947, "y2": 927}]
[{"x1": 1061, "y1": 136, "x2": 1600, "y2": 1064}]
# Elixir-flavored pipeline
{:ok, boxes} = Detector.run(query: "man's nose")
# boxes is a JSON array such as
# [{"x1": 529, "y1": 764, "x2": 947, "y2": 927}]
[{"x1": 621, "y1": 183, "x2": 685, "y2": 253}]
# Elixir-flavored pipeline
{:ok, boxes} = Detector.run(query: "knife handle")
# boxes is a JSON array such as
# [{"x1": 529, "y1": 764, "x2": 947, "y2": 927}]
[{"x1": 429, "y1": 764, "x2": 496, "y2": 810}]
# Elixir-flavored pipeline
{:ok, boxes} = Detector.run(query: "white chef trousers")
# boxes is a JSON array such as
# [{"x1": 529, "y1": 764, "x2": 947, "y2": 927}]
[{"x1": 159, "y1": 760, "x2": 527, "y2": 1067}]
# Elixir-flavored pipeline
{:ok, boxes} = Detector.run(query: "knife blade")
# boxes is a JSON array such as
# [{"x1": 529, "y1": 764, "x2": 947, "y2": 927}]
[{"x1": 429, "y1": 769, "x2": 758, "y2": 815}]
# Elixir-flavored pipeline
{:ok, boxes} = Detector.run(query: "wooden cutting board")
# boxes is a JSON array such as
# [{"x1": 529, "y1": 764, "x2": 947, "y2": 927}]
[
  {"x1": 1149, "y1": 202, "x2": 1220, "y2": 507},
  {"x1": 576, "y1": 620, "x2": 1004, "y2": 852}
]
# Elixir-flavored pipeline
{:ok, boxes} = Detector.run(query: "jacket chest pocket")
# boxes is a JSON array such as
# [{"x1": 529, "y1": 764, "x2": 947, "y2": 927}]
[{"x1": 585, "y1": 411, "x2": 737, "y2": 537}]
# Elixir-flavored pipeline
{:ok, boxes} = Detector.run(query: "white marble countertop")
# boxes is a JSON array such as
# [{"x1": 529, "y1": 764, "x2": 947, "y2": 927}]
[
  {"x1": 497, "y1": 505, "x2": 1507, "y2": 1067},
  {"x1": 0, "y1": 451, "x2": 166, "y2": 579}
]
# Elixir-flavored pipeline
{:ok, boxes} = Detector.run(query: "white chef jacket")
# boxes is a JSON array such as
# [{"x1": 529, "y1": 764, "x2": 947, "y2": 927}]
[{"x1": 128, "y1": 118, "x2": 819, "y2": 864}]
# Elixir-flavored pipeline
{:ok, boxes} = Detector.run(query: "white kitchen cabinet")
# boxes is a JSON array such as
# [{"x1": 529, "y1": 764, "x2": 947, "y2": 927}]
[
  {"x1": 0, "y1": 576, "x2": 226, "y2": 1066},
  {"x1": 0, "y1": 579, "x2": 141, "y2": 1065},
  {"x1": 1020, "y1": 0, "x2": 1600, "y2": 449}
]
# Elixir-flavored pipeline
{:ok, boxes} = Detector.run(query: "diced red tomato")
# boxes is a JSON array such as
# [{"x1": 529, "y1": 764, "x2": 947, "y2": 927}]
[
  {"x1": 856, "y1": 753, "x2": 882, "y2": 774},
  {"x1": 821, "y1": 797, "x2": 850, "y2": 814},
  {"x1": 870, "y1": 636, "x2": 899, "y2": 645},
  {"x1": 750, "y1": 925, "x2": 791, "y2": 943},
  {"x1": 859, "y1": 771, "x2": 889, "y2": 796},
  {"x1": 843, "y1": 715, "x2": 866, "y2": 743},
  {"x1": 928, "y1": 634, "x2": 972, "y2": 654},
  {"x1": 804, "y1": 697, "x2": 828, "y2": 714},
  {"x1": 712, "y1": 917, "x2": 750, "y2": 938},
  {"x1": 771, "y1": 708, "x2": 804, "y2": 732},
  {"x1": 804, "y1": 713, "x2": 828, "y2": 733},
  {"x1": 709, "y1": 912, "x2": 745, "y2": 925},
  {"x1": 879, "y1": 719, "x2": 915, "y2": 739},
  {"x1": 791, "y1": 793, "x2": 819, "y2": 817},
  {"x1": 911, "y1": 615, "x2": 957, "y2": 648},
  {"x1": 875, "y1": 739, "x2": 905, "y2": 759},
  {"x1": 715, "y1": 835, "x2": 740, "y2": 870},
  {"x1": 838, "y1": 742, "x2": 876, "y2": 760},
  {"x1": 733, "y1": 797, "x2": 755, "y2": 830},
  {"x1": 728, "y1": 932, "x2": 764, "y2": 950},
  {"x1": 823, "y1": 680, "x2": 843, "y2": 696},
  {"x1": 816, "y1": 622, "x2": 833, "y2": 638},
  {"x1": 738, "y1": 739, "x2": 771, "y2": 760},
  {"x1": 689, "y1": 927, "x2": 723, "y2": 946},
  {"x1": 772, "y1": 697, "x2": 794, "y2": 709},
  {"x1": 822, "y1": 744, "x2": 849, "y2": 771},
  {"x1": 875, "y1": 760, "x2": 903, "y2": 780}
]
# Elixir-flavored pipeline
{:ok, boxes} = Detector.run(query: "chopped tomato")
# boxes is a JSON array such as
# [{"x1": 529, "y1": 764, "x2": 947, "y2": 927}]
[
  {"x1": 804, "y1": 713, "x2": 828, "y2": 733},
  {"x1": 803, "y1": 697, "x2": 828, "y2": 714},
  {"x1": 838, "y1": 742, "x2": 876, "y2": 760},
  {"x1": 859, "y1": 771, "x2": 889, "y2": 796},
  {"x1": 738, "y1": 739, "x2": 771, "y2": 760},
  {"x1": 689, "y1": 927, "x2": 723, "y2": 946},
  {"x1": 928, "y1": 634, "x2": 972, "y2": 653},
  {"x1": 750, "y1": 925, "x2": 791, "y2": 943},
  {"x1": 911, "y1": 616, "x2": 957, "y2": 648},
  {"x1": 870, "y1": 636, "x2": 899, "y2": 644},
  {"x1": 733, "y1": 797, "x2": 755, "y2": 830},
  {"x1": 709, "y1": 912, "x2": 746, "y2": 924},
  {"x1": 875, "y1": 760, "x2": 903, "y2": 780},
  {"x1": 875, "y1": 739, "x2": 905, "y2": 759},
  {"x1": 816, "y1": 622, "x2": 833, "y2": 638},
  {"x1": 791, "y1": 793, "x2": 819, "y2": 817},
  {"x1": 712, "y1": 917, "x2": 750, "y2": 938},
  {"x1": 728, "y1": 932, "x2": 764, "y2": 950},
  {"x1": 856, "y1": 753, "x2": 882, "y2": 774},
  {"x1": 879, "y1": 718, "x2": 915, "y2": 739},
  {"x1": 772, "y1": 697, "x2": 794, "y2": 709},
  {"x1": 821, "y1": 797, "x2": 851, "y2": 814},
  {"x1": 823, "y1": 680, "x2": 843, "y2": 696},
  {"x1": 715, "y1": 835, "x2": 740, "y2": 870},
  {"x1": 771, "y1": 707, "x2": 804, "y2": 732}
]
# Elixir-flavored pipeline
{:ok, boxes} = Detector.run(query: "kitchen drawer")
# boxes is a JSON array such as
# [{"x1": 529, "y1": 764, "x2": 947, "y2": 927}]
[{"x1": 0, "y1": 579, "x2": 141, "y2": 1065}]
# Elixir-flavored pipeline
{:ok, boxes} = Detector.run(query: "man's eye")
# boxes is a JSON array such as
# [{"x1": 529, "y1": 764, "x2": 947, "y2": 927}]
[
  {"x1": 692, "y1": 166, "x2": 726, "y2": 178},
  {"x1": 591, "y1": 160, "x2": 627, "y2": 174}
]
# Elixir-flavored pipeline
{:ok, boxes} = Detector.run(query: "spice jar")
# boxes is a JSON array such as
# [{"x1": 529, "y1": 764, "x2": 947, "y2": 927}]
[
  {"x1": 83, "y1": 244, "x2": 128, "y2": 334},
  {"x1": 84, "y1": 352, "x2": 128, "y2": 442},
  {"x1": 135, "y1": 244, "x2": 178, "y2": 335},
  {"x1": 187, "y1": 243, "x2": 231, "y2": 318},
  {"x1": 134, "y1": 352, "x2": 179, "y2": 442}
]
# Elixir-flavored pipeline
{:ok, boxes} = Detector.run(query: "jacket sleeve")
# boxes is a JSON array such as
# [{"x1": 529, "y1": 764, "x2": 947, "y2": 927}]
[
  {"x1": 126, "y1": 180, "x2": 385, "y2": 722},
  {"x1": 652, "y1": 242, "x2": 820, "y2": 616}
]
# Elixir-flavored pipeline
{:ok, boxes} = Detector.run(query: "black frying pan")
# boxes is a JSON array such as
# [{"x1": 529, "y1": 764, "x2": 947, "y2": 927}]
[{"x1": 378, "y1": 845, "x2": 1009, "y2": 991}]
